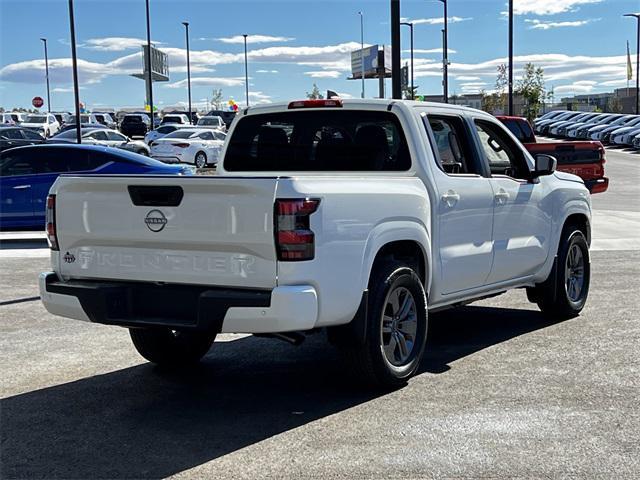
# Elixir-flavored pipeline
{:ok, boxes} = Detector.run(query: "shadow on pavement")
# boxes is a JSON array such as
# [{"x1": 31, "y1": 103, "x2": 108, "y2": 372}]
[{"x1": 1, "y1": 304, "x2": 559, "y2": 479}]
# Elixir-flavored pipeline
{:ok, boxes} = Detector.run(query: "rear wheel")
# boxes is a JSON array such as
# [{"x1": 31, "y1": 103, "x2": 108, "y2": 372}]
[
  {"x1": 195, "y1": 151, "x2": 207, "y2": 168},
  {"x1": 129, "y1": 327, "x2": 215, "y2": 367},
  {"x1": 339, "y1": 260, "x2": 428, "y2": 389},
  {"x1": 528, "y1": 227, "x2": 590, "y2": 319}
]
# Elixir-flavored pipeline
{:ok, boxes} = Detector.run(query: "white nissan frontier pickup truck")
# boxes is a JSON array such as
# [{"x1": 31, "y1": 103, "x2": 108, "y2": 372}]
[{"x1": 40, "y1": 99, "x2": 591, "y2": 388}]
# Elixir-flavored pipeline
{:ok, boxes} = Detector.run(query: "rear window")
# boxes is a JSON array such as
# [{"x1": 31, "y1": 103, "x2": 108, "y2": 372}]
[
  {"x1": 224, "y1": 110, "x2": 411, "y2": 171},
  {"x1": 123, "y1": 116, "x2": 143, "y2": 123},
  {"x1": 502, "y1": 119, "x2": 535, "y2": 143}
]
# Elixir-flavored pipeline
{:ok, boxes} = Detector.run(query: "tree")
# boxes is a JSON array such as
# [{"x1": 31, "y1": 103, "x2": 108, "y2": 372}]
[
  {"x1": 306, "y1": 83, "x2": 324, "y2": 100},
  {"x1": 516, "y1": 63, "x2": 546, "y2": 122},
  {"x1": 495, "y1": 63, "x2": 508, "y2": 113},
  {"x1": 607, "y1": 97, "x2": 623, "y2": 113},
  {"x1": 211, "y1": 89, "x2": 223, "y2": 110}
]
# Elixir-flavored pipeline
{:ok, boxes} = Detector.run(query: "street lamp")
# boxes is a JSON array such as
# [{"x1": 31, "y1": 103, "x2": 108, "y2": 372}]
[
  {"x1": 40, "y1": 38, "x2": 51, "y2": 112},
  {"x1": 67, "y1": 0, "x2": 81, "y2": 144},
  {"x1": 391, "y1": 0, "x2": 401, "y2": 99},
  {"x1": 182, "y1": 22, "x2": 192, "y2": 123},
  {"x1": 624, "y1": 13, "x2": 640, "y2": 115},
  {"x1": 358, "y1": 11, "x2": 365, "y2": 98},
  {"x1": 145, "y1": 0, "x2": 154, "y2": 131},
  {"x1": 243, "y1": 34, "x2": 249, "y2": 107},
  {"x1": 400, "y1": 22, "x2": 414, "y2": 99},
  {"x1": 438, "y1": 0, "x2": 448, "y2": 103}
]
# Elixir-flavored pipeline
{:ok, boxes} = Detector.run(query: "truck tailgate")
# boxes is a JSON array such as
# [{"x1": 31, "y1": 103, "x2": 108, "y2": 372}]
[{"x1": 53, "y1": 175, "x2": 279, "y2": 289}]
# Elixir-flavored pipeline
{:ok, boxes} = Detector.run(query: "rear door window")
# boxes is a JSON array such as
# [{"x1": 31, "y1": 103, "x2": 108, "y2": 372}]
[
  {"x1": 423, "y1": 115, "x2": 483, "y2": 175},
  {"x1": 225, "y1": 110, "x2": 411, "y2": 171}
]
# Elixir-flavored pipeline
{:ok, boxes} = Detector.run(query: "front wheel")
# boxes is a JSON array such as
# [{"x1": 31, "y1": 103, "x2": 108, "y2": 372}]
[
  {"x1": 129, "y1": 328, "x2": 215, "y2": 367},
  {"x1": 195, "y1": 151, "x2": 207, "y2": 168},
  {"x1": 528, "y1": 228, "x2": 590, "y2": 319},
  {"x1": 339, "y1": 260, "x2": 428, "y2": 389}
]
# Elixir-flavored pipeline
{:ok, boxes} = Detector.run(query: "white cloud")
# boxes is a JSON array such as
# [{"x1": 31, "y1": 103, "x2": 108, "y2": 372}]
[
  {"x1": 249, "y1": 91, "x2": 273, "y2": 104},
  {"x1": 403, "y1": 48, "x2": 457, "y2": 54},
  {"x1": 164, "y1": 77, "x2": 246, "y2": 88},
  {"x1": 0, "y1": 58, "x2": 114, "y2": 84},
  {"x1": 84, "y1": 37, "x2": 163, "y2": 51},
  {"x1": 255, "y1": 69, "x2": 279, "y2": 73},
  {"x1": 216, "y1": 35, "x2": 295, "y2": 44},
  {"x1": 511, "y1": 0, "x2": 602, "y2": 15},
  {"x1": 455, "y1": 75, "x2": 482, "y2": 81},
  {"x1": 247, "y1": 42, "x2": 361, "y2": 71},
  {"x1": 402, "y1": 16, "x2": 471, "y2": 25},
  {"x1": 553, "y1": 83, "x2": 597, "y2": 93},
  {"x1": 525, "y1": 18, "x2": 599, "y2": 29},
  {"x1": 51, "y1": 86, "x2": 85, "y2": 93},
  {"x1": 304, "y1": 70, "x2": 342, "y2": 79}
]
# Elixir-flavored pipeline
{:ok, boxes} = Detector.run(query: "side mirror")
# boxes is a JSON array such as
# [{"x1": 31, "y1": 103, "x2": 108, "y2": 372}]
[{"x1": 533, "y1": 154, "x2": 557, "y2": 177}]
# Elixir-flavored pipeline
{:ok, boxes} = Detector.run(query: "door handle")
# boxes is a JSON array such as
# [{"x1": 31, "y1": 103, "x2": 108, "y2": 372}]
[
  {"x1": 441, "y1": 190, "x2": 460, "y2": 207},
  {"x1": 13, "y1": 184, "x2": 31, "y2": 190},
  {"x1": 494, "y1": 190, "x2": 510, "y2": 204}
]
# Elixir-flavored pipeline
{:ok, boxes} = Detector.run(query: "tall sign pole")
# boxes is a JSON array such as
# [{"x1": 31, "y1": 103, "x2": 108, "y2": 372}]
[
  {"x1": 68, "y1": 0, "x2": 81, "y2": 144},
  {"x1": 145, "y1": 0, "x2": 154, "y2": 130},
  {"x1": 391, "y1": 0, "x2": 401, "y2": 99},
  {"x1": 440, "y1": 0, "x2": 448, "y2": 103}
]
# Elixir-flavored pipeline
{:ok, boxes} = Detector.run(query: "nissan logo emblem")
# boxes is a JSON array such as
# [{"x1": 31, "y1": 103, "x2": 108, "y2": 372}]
[{"x1": 144, "y1": 209, "x2": 168, "y2": 232}]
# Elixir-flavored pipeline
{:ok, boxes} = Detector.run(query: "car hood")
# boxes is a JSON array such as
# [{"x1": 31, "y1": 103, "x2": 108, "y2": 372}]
[{"x1": 554, "y1": 170, "x2": 584, "y2": 185}]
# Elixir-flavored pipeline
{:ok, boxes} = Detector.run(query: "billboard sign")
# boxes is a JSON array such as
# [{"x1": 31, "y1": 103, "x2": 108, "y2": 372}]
[
  {"x1": 132, "y1": 44, "x2": 169, "y2": 82},
  {"x1": 351, "y1": 45, "x2": 392, "y2": 79}
]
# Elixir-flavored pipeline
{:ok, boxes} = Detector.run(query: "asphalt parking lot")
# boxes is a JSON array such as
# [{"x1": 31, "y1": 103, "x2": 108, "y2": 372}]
[{"x1": 1, "y1": 147, "x2": 638, "y2": 479}]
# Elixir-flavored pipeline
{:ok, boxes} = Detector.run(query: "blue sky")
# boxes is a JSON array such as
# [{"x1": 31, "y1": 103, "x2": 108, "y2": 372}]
[{"x1": 0, "y1": 0, "x2": 638, "y2": 111}]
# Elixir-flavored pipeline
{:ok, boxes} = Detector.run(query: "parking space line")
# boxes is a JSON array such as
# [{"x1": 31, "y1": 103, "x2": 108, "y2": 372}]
[{"x1": 0, "y1": 296, "x2": 41, "y2": 307}]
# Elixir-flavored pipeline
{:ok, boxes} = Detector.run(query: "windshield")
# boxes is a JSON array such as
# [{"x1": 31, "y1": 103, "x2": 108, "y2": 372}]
[
  {"x1": 69, "y1": 115, "x2": 91, "y2": 123},
  {"x1": 163, "y1": 116, "x2": 183, "y2": 123},
  {"x1": 123, "y1": 116, "x2": 143, "y2": 123},
  {"x1": 164, "y1": 130, "x2": 198, "y2": 139},
  {"x1": 24, "y1": 115, "x2": 47, "y2": 123},
  {"x1": 199, "y1": 117, "x2": 221, "y2": 125}
]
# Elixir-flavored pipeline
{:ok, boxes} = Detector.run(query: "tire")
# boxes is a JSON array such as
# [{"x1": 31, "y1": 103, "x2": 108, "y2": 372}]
[
  {"x1": 339, "y1": 260, "x2": 428, "y2": 389},
  {"x1": 129, "y1": 327, "x2": 215, "y2": 367},
  {"x1": 195, "y1": 151, "x2": 207, "y2": 169},
  {"x1": 529, "y1": 227, "x2": 590, "y2": 319}
]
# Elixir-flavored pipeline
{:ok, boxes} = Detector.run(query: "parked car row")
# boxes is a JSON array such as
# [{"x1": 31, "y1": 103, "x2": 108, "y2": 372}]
[{"x1": 534, "y1": 110, "x2": 640, "y2": 147}]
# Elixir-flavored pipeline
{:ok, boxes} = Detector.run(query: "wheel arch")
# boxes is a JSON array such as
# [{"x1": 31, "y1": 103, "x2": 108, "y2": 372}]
[{"x1": 360, "y1": 222, "x2": 432, "y2": 295}]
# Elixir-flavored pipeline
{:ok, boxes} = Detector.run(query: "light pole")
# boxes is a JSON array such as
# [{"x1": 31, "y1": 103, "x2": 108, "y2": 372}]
[
  {"x1": 67, "y1": 0, "x2": 81, "y2": 144},
  {"x1": 358, "y1": 11, "x2": 365, "y2": 98},
  {"x1": 401, "y1": 22, "x2": 414, "y2": 99},
  {"x1": 624, "y1": 13, "x2": 640, "y2": 115},
  {"x1": 243, "y1": 34, "x2": 249, "y2": 107},
  {"x1": 145, "y1": 0, "x2": 154, "y2": 130},
  {"x1": 508, "y1": 0, "x2": 514, "y2": 115},
  {"x1": 438, "y1": 0, "x2": 448, "y2": 103},
  {"x1": 182, "y1": 22, "x2": 192, "y2": 123},
  {"x1": 391, "y1": 0, "x2": 401, "y2": 99},
  {"x1": 40, "y1": 38, "x2": 51, "y2": 112}
]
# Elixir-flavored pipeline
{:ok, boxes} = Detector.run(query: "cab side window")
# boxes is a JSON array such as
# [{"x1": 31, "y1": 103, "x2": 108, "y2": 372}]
[
  {"x1": 424, "y1": 115, "x2": 480, "y2": 175},
  {"x1": 474, "y1": 120, "x2": 530, "y2": 180}
]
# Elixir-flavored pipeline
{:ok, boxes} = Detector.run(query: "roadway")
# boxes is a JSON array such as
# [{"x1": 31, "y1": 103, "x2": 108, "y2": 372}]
[{"x1": 1, "y1": 147, "x2": 638, "y2": 479}]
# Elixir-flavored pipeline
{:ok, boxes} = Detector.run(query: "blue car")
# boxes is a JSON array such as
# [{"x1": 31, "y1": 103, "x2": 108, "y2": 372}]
[{"x1": 0, "y1": 144, "x2": 191, "y2": 229}]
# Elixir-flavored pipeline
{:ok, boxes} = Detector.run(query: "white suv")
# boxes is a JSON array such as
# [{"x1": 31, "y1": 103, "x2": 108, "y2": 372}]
[{"x1": 20, "y1": 113, "x2": 60, "y2": 137}]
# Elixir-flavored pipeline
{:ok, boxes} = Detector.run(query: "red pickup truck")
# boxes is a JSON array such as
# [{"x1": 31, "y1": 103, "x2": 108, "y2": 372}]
[{"x1": 497, "y1": 115, "x2": 608, "y2": 194}]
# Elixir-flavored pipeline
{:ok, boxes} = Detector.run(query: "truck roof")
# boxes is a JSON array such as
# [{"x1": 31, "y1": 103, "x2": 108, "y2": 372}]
[{"x1": 242, "y1": 98, "x2": 483, "y2": 116}]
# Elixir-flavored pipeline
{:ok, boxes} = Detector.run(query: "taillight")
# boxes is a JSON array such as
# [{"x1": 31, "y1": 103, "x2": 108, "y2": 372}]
[
  {"x1": 46, "y1": 194, "x2": 59, "y2": 250},
  {"x1": 288, "y1": 99, "x2": 343, "y2": 109},
  {"x1": 172, "y1": 142, "x2": 190, "y2": 148},
  {"x1": 275, "y1": 198, "x2": 320, "y2": 261}
]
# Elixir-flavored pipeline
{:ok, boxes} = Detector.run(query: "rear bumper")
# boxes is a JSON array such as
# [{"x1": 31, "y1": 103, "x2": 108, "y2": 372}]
[{"x1": 39, "y1": 272, "x2": 318, "y2": 333}]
